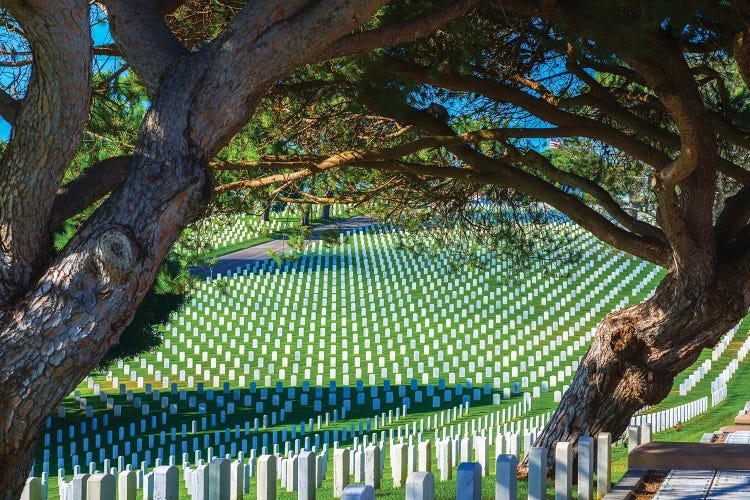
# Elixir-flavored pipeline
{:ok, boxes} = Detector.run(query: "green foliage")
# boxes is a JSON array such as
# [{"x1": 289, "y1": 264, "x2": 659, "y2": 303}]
[
  {"x1": 319, "y1": 228, "x2": 344, "y2": 247},
  {"x1": 543, "y1": 138, "x2": 654, "y2": 211}
]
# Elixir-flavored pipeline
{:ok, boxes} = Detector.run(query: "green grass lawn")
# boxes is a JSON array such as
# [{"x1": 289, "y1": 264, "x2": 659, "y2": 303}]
[{"x1": 34, "y1": 220, "x2": 750, "y2": 499}]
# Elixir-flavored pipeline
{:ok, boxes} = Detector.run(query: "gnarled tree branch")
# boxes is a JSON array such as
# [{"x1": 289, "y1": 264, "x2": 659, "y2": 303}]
[
  {"x1": 102, "y1": 0, "x2": 188, "y2": 96},
  {"x1": 0, "y1": 0, "x2": 92, "y2": 301},
  {"x1": 50, "y1": 156, "x2": 132, "y2": 228},
  {"x1": 316, "y1": 0, "x2": 479, "y2": 62}
]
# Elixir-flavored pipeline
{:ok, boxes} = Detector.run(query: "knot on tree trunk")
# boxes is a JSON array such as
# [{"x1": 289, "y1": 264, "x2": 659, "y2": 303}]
[
  {"x1": 94, "y1": 226, "x2": 139, "y2": 286},
  {"x1": 609, "y1": 318, "x2": 643, "y2": 356}
]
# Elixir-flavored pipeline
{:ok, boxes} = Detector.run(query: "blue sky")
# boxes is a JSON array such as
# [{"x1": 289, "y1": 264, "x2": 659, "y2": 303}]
[{"x1": 0, "y1": 5, "x2": 121, "y2": 141}]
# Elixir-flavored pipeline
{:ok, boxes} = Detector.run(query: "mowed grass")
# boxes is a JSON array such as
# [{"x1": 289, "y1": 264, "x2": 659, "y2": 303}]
[{"x1": 35, "y1": 220, "x2": 750, "y2": 499}]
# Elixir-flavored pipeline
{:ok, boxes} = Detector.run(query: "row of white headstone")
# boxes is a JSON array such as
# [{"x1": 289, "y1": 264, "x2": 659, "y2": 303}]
[
  {"x1": 136, "y1": 246, "x2": 640, "y2": 395},
  {"x1": 151, "y1": 229, "x2": 640, "y2": 398},
  {"x1": 38, "y1": 396, "x2": 545, "y2": 497},
  {"x1": 679, "y1": 326, "x2": 738, "y2": 395},
  {"x1": 47, "y1": 376, "x2": 497, "y2": 465},
  {"x1": 39, "y1": 223, "x2": 664, "y2": 488},
  {"x1": 43, "y1": 396, "x2": 521, "y2": 481},
  {"x1": 631, "y1": 396, "x2": 710, "y2": 433},
  {"x1": 23, "y1": 431, "x2": 617, "y2": 500},
  {"x1": 44, "y1": 300, "x2": 656, "y2": 480},
  {"x1": 710, "y1": 331, "x2": 750, "y2": 393},
  {"x1": 41, "y1": 375, "x2": 719, "y2": 495}
]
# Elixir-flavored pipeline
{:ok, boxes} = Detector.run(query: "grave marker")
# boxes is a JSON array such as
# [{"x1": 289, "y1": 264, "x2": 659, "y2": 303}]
[
  {"x1": 475, "y1": 436, "x2": 489, "y2": 477},
  {"x1": 527, "y1": 447, "x2": 546, "y2": 500},
  {"x1": 406, "y1": 471, "x2": 435, "y2": 500},
  {"x1": 297, "y1": 450, "x2": 317, "y2": 500},
  {"x1": 495, "y1": 454, "x2": 517, "y2": 500},
  {"x1": 418, "y1": 440, "x2": 432, "y2": 472},
  {"x1": 257, "y1": 455, "x2": 276, "y2": 500},
  {"x1": 87, "y1": 473, "x2": 115, "y2": 500},
  {"x1": 365, "y1": 445, "x2": 381, "y2": 489},
  {"x1": 457, "y1": 462, "x2": 482, "y2": 500},
  {"x1": 154, "y1": 465, "x2": 179, "y2": 500},
  {"x1": 230, "y1": 459, "x2": 244, "y2": 500},
  {"x1": 334, "y1": 449, "x2": 350, "y2": 498},
  {"x1": 578, "y1": 437, "x2": 594, "y2": 500},
  {"x1": 392, "y1": 443, "x2": 408, "y2": 487},
  {"x1": 341, "y1": 484, "x2": 375, "y2": 500},
  {"x1": 555, "y1": 441, "x2": 572, "y2": 500},
  {"x1": 596, "y1": 433, "x2": 611, "y2": 498},
  {"x1": 210, "y1": 457, "x2": 231, "y2": 500},
  {"x1": 20, "y1": 477, "x2": 42, "y2": 500}
]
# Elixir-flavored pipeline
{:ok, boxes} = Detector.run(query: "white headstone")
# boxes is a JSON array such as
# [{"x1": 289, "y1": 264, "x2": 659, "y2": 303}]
[
  {"x1": 257, "y1": 455, "x2": 276, "y2": 500},
  {"x1": 527, "y1": 447, "x2": 546, "y2": 500},
  {"x1": 627, "y1": 426, "x2": 640, "y2": 454},
  {"x1": 364, "y1": 445, "x2": 381, "y2": 489},
  {"x1": 460, "y1": 438, "x2": 472, "y2": 464},
  {"x1": 154, "y1": 465, "x2": 179, "y2": 500},
  {"x1": 641, "y1": 423, "x2": 652, "y2": 444},
  {"x1": 20, "y1": 477, "x2": 42, "y2": 500},
  {"x1": 596, "y1": 433, "x2": 611, "y2": 496},
  {"x1": 87, "y1": 473, "x2": 115, "y2": 500},
  {"x1": 299, "y1": 450, "x2": 316, "y2": 500},
  {"x1": 456, "y1": 462, "x2": 482, "y2": 500},
  {"x1": 191, "y1": 465, "x2": 210, "y2": 500},
  {"x1": 475, "y1": 436, "x2": 489, "y2": 477},
  {"x1": 495, "y1": 454, "x2": 517, "y2": 500},
  {"x1": 439, "y1": 440, "x2": 452, "y2": 481},
  {"x1": 554, "y1": 442, "x2": 572, "y2": 500},
  {"x1": 418, "y1": 440, "x2": 432, "y2": 472},
  {"x1": 340, "y1": 484, "x2": 375, "y2": 500},
  {"x1": 70, "y1": 473, "x2": 89, "y2": 500},
  {"x1": 353, "y1": 450, "x2": 364, "y2": 483},
  {"x1": 334, "y1": 449, "x2": 350, "y2": 498},
  {"x1": 578, "y1": 437, "x2": 594, "y2": 500},
  {"x1": 391, "y1": 443, "x2": 408, "y2": 487},
  {"x1": 406, "y1": 471, "x2": 435, "y2": 500},
  {"x1": 210, "y1": 458, "x2": 231, "y2": 500},
  {"x1": 230, "y1": 460, "x2": 243, "y2": 500}
]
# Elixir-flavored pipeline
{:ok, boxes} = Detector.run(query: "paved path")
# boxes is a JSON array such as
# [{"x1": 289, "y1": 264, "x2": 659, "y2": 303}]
[
  {"x1": 194, "y1": 216, "x2": 375, "y2": 277},
  {"x1": 646, "y1": 430, "x2": 750, "y2": 498},
  {"x1": 652, "y1": 469, "x2": 750, "y2": 499}
]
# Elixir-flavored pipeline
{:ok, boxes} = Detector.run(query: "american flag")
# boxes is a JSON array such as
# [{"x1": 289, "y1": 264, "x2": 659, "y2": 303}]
[{"x1": 549, "y1": 138, "x2": 564, "y2": 149}]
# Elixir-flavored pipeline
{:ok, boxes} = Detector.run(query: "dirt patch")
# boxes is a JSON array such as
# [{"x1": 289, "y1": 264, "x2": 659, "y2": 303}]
[
  {"x1": 631, "y1": 470, "x2": 669, "y2": 500},
  {"x1": 713, "y1": 433, "x2": 727, "y2": 443}
]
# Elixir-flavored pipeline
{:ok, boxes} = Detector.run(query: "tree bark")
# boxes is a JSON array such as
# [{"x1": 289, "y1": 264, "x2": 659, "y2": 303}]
[
  {"x1": 322, "y1": 189, "x2": 333, "y2": 219},
  {"x1": 520, "y1": 265, "x2": 750, "y2": 475},
  {"x1": 0, "y1": 1, "x2": 388, "y2": 496}
]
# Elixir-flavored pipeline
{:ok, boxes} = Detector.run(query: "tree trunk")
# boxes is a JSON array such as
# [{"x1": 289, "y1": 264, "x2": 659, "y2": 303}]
[
  {"x1": 262, "y1": 205, "x2": 271, "y2": 222},
  {"x1": 322, "y1": 189, "x2": 333, "y2": 219},
  {"x1": 521, "y1": 267, "x2": 750, "y2": 475},
  {"x1": 0, "y1": 2, "x2": 389, "y2": 494},
  {"x1": 301, "y1": 206, "x2": 311, "y2": 226},
  {"x1": 0, "y1": 407, "x2": 45, "y2": 497}
]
